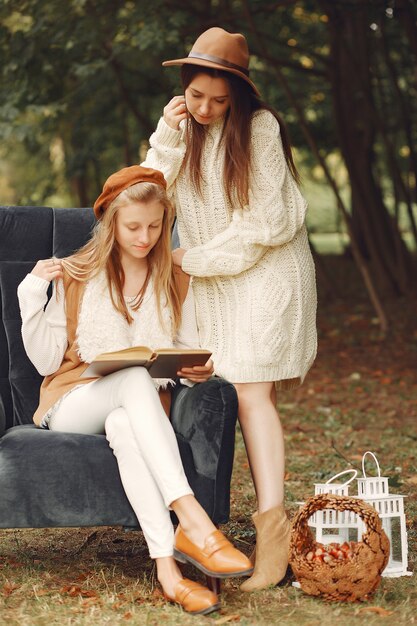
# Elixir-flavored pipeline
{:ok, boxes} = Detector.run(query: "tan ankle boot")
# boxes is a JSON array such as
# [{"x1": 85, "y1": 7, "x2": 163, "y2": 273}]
[{"x1": 240, "y1": 504, "x2": 291, "y2": 592}]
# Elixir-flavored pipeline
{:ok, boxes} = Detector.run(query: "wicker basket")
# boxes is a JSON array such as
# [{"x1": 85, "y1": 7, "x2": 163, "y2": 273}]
[{"x1": 289, "y1": 494, "x2": 390, "y2": 602}]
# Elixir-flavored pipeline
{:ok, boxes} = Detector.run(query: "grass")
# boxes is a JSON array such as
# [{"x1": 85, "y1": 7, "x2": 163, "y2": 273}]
[{"x1": 1, "y1": 256, "x2": 416, "y2": 625}]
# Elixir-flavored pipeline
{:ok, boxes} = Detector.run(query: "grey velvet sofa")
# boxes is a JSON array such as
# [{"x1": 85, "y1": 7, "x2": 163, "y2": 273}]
[{"x1": 0, "y1": 205, "x2": 238, "y2": 531}]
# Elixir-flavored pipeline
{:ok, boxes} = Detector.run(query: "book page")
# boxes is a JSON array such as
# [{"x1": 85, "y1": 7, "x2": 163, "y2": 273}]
[{"x1": 91, "y1": 346, "x2": 154, "y2": 361}]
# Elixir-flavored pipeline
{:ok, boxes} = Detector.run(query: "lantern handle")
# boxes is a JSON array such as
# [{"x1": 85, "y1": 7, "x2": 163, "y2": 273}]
[
  {"x1": 362, "y1": 451, "x2": 381, "y2": 478},
  {"x1": 325, "y1": 469, "x2": 358, "y2": 487}
]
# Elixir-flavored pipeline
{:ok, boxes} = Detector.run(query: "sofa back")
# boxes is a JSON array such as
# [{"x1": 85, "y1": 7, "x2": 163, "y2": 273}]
[{"x1": 0, "y1": 206, "x2": 95, "y2": 428}]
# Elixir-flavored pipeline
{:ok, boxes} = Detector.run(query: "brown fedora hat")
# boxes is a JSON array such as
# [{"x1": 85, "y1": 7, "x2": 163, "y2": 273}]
[{"x1": 162, "y1": 27, "x2": 260, "y2": 96}]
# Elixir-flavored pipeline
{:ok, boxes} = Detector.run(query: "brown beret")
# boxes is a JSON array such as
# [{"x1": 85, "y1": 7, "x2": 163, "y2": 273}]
[{"x1": 93, "y1": 165, "x2": 167, "y2": 219}]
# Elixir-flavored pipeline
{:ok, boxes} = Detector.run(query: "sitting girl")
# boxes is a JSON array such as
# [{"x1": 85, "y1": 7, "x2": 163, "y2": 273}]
[{"x1": 17, "y1": 165, "x2": 252, "y2": 615}]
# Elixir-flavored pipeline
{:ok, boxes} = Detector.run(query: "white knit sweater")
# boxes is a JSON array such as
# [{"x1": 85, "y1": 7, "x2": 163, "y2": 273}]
[
  {"x1": 17, "y1": 273, "x2": 201, "y2": 378},
  {"x1": 143, "y1": 109, "x2": 317, "y2": 384}
]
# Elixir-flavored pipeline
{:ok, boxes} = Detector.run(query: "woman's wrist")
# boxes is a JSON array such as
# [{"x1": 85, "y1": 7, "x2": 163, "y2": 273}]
[{"x1": 154, "y1": 117, "x2": 183, "y2": 148}]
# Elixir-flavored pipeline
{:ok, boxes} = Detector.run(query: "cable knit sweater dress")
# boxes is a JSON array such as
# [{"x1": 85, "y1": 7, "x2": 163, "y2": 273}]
[{"x1": 143, "y1": 109, "x2": 317, "y2": 385}]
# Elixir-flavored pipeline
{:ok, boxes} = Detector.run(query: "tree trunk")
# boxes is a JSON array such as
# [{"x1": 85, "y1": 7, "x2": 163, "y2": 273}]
[
  {"x1": 397, "y1": 0, "x2": 417, "y2": 80},
  {"x1": 72, "y1": 174, "x2": 89, "y2": 208},
  {"x1": 322, "y1": 0, "x2": 412, "y2": 295}
]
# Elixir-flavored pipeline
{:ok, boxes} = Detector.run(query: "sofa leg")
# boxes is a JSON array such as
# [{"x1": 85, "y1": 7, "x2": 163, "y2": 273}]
[{"x1": 205, "y1": 575, "x2": 221, "y2": 595}]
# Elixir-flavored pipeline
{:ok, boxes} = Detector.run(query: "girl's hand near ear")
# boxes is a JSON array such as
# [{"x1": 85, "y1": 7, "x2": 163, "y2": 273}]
[
  {"x1": 163, "y1": 96, "x2": 188, "y2": 130},
  {"x1": 178, "y1": 359, "x2": 214, "y2": 383},
  {"x1": 31, "y1": 258, "x2": 63, "y2": 282}
]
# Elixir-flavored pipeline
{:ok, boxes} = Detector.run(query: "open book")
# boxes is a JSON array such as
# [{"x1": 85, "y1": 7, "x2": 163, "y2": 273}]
[{"x1": 81, "y1": 346, "x2": 212, "y2": 379}]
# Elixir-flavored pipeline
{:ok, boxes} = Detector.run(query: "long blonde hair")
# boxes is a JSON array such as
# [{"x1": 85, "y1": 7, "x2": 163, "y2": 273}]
[{"x1": 61, "y1": 182, "x2": 182, "y2": 334}]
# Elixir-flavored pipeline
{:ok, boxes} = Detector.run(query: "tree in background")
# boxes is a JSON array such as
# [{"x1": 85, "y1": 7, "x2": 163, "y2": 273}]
[{"x1": 1, "y1": 0, "x2": 416, "y2": 328}]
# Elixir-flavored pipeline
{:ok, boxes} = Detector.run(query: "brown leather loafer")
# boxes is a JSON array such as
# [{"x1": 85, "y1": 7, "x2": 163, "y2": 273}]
[
  {"x1": 174, "y1": 527, "x2": 254, "y2": 578},
  {"x1": 164, "y1": 578, "x2": 220, "y2": 615}
]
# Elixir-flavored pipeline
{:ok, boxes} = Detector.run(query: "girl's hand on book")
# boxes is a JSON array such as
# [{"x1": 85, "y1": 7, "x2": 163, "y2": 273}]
[
  {"x1": 163, "y1": 95, "x2": 188, "y2": 130},
  {"x1": 31, "y1": 258, "x2": 63, "y2": 282},
  {"x1": 178, "y1": 358, "x2": 214, "y2": 383}
]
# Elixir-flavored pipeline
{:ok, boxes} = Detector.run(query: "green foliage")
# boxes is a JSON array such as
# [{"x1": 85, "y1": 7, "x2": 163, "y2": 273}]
[{"x1": 0, "y1": 0, "x2": 416, "y2": 242}]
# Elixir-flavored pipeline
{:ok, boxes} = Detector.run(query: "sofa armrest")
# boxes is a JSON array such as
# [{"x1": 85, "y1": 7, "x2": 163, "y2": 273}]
[
  {"x1": 170, "y1": 377, "x2": 238, "y2": 522},
  {"x1": 0, "y1": 397, "x2": 6, "y2": 438}
]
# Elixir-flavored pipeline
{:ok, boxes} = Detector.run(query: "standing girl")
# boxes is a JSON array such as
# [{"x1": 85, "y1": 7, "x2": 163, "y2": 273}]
[
  {"x1": 17, "y1": 165, "x2": 252, "y2": 614},
  {"x1": 143, "y1": 28, "x2": 317, "y2": 591}
]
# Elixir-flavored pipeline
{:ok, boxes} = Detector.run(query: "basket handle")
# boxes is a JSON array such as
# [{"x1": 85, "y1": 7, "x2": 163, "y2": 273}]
[
  {"x1": 292, "y1": 494, "x2": 384, "y2": 540},
  {"x1": 362, "y1": 451, "x2": 381, "y2": 478},
  {"x1": 325, "y1": 469, "x2": 358, "y2": 487}
]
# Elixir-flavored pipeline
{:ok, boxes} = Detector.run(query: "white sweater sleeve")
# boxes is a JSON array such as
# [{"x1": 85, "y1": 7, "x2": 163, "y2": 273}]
[
  {"x1": 182, "y1": 110, "x2": 308, "y2": 277},
  {"x1": 17, "y1": 274, "x2": 68, "y2": 376},
  {"x1": 141, "y1": 117, "x2": 187, "y2": 189}
]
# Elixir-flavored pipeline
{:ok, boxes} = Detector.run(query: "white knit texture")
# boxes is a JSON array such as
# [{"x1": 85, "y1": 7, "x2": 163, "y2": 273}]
[
  {"x1": 17, "y1": 274, "x2": 68, "y2": 376},
  {"x1": 143, "y1": 109, "x2": 317, "y2": 383},
  {"x1": 18, "y1": 272, "x2": 201, "y2": 382},
  {"x1": 76, "y1": 272, "x2": 174, "y2": 363}
]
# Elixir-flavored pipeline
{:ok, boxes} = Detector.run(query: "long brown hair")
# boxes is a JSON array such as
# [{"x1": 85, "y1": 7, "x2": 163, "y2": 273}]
[
  {"x1": 61, "y1": 182, "x2": 182, "y2": 335},
  {"x1": 181, "y1": 64, "x2": 300, "y2": 208}
]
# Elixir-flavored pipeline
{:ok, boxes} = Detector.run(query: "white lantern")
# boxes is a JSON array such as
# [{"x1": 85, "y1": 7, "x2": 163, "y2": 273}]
[
  {"x1": 356, "y1": 451, "x2": 412, "y2": 578},
  {"x1": 308, "y1": 469, "x2": 361, "y2": 545}
]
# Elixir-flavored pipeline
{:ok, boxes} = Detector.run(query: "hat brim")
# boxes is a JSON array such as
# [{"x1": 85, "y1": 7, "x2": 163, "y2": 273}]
[{"x1": 162, "y1": 57, "x2": 260, "y2": 97}]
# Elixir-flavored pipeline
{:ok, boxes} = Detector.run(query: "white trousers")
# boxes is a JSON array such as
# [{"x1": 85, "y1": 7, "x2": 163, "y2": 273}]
[{"x1": 49, "y1": 367, "x2": 193, "y2": 558}]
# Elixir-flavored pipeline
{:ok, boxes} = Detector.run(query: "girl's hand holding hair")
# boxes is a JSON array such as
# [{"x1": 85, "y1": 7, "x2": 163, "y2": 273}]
[
  {"x1": 31, "y1": 258, "x2": 63, "y2": 283},
  {"x1": 177, "y1": 358, "x2": 214, "y2": 383},
  {"x1": 163, "y1": 96, "x2": 188, "y2": 130}
]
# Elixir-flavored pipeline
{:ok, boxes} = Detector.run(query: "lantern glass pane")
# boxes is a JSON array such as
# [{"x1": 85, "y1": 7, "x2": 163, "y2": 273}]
[{"x1": 383, "y1": 517, "x2": 402, "y2": 564}]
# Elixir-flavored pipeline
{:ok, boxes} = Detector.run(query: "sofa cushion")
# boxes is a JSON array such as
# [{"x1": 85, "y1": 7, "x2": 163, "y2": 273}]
[
  {"x1": 0, "y1": 322, "x2": 12, "y2": 429},
  {"x1": 0, "y1": 206, "x2": 53, "y2": 262},
  {"x1": 0, "y1": 207, "x2": 51, "y2": 428},
  {"x1": 52, "y1": 208, "x2": 96, "y2": 258},
  {"x1": 0, "y1": 425, "x2": 138, "y2": 528},
  {"x1": 0, "y1": 262, "x2": 44, "y2": 425}
]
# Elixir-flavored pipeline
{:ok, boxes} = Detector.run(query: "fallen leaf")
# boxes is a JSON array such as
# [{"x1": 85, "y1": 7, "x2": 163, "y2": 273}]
[
  {"x1": 80, "y1": 589, "x2": 98, "y2": 598},
  {"x1": 60, "y1": 585, "x2": 98, "y2": 598},
  {"x1": 214, "y1": 615, "x2": 241, "y2": 624},
  {"x1": 358, "y1": 606, "x2": 393, "y2": 616},
  {"x1": 112, "y1": 601, "x2": 126, "y2": 609},
  {"x1": 2, "y1": 582, "x2": 19, "y2": 597},
  {"x1": 33, "y1": 587, "x2": 50, "y2": 597},
  {"x1": 81, "y1": 597, "x2": 101, "y2": 607}
]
